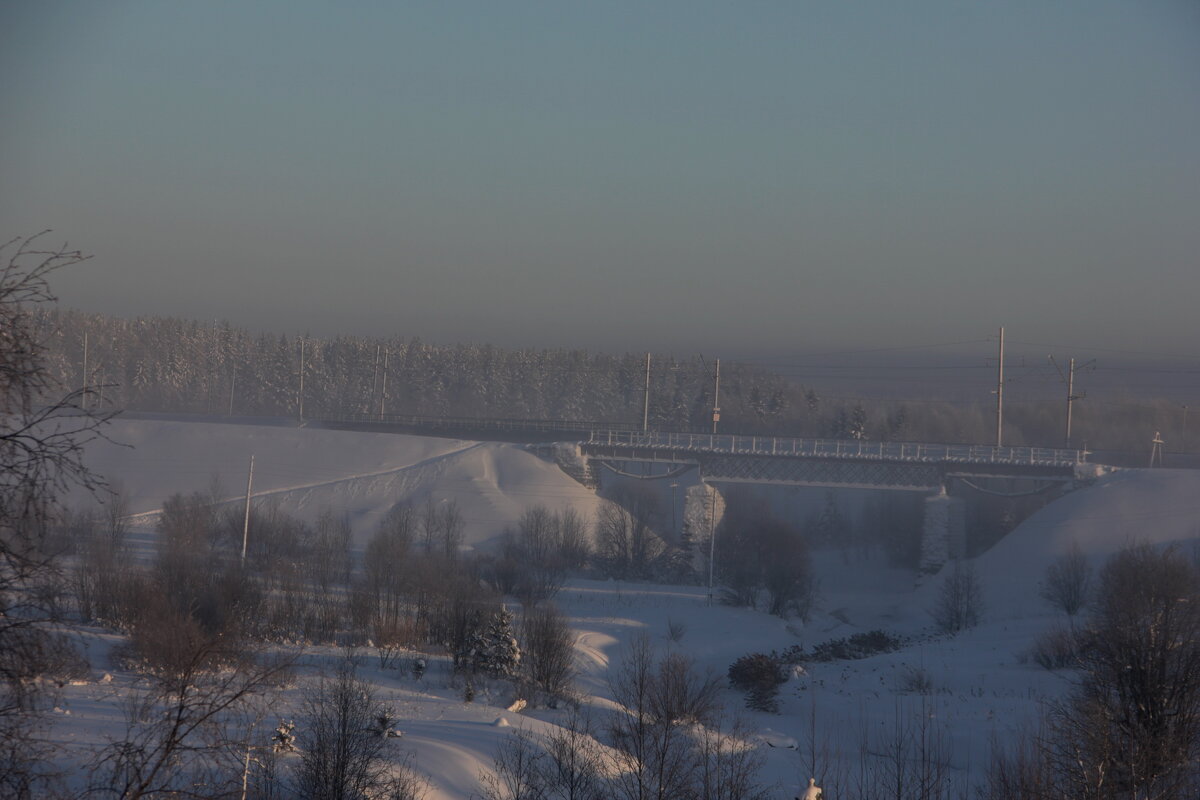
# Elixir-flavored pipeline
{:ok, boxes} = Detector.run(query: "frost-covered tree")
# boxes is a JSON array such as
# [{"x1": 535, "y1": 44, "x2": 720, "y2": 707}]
[{"x1": 477, "y1": 607, "x2": 521, "y2": 680}]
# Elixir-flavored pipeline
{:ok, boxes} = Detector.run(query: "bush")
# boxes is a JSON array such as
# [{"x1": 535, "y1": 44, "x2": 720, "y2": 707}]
[
  {"x1": 728, "y1": 653, "x2": 787, "y2": 713},
  {"x1": 1040, "y1": 541, "x2": 1092, "y2": 617},
  {"x1": 930, "y1": 561, "x2": 983, "y2": 633},
  {"x1": 1028, "y1": 626, "x2": 1081, "y2": 671},
  {"x1": 805, "y1": 630, "x2": 904, "y2": 662},
  {"x1": 896, "y1": 665, "x2": 935, "y2": 695}
]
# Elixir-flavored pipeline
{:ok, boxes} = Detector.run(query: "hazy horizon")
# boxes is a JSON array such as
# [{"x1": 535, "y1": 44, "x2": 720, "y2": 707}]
[{"x1": 3, "y1": 1, "x2": 1198, "y2": 358}]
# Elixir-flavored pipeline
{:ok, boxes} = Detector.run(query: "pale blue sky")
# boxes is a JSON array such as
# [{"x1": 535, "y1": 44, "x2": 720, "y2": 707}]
[{"x1": 2, "y1": 1, "x2": 1197, "y2": 356}]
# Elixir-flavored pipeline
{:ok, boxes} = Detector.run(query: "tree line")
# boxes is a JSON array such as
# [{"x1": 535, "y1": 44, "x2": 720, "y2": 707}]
[{"x1": 37, "y1": 308, "x2": 1187, "y2": 452}]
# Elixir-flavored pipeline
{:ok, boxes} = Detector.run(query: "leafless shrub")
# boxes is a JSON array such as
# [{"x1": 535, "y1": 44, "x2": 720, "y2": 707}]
[
  {"x1": 477, "y1": 727, "x2": 544, "y2": 800},
  {"x1": 483, "y1": 639, "x2": 768, "y2": 800},
  {"x1": 979, "y1": 725, "x2": 1058, "y2": 800},
  {"x1": 872, "y1": 698, "x2": 953, "y2": 800},
  {"x1": 694, "y1": 713, "x2": 773, "y2": 800},
  {"x1": 665, "y1": 618, "x2": 686, "y2": 643},
  {"x1": 536, "y1": 707, "x2": 604, "y2": 800},
  {"x1": 896, "y1": 666, "x2": 935, "y2": 695},
  {"x1": 648, "y1": 651, "x2": 722, "y2": 726},
  {"x1": 378, "y1": 753, "x2": 430, "y2": 800},
  {"x1": 1028, "y1": 625, "x2": 1081, "y2": 671},
  {"x1": 929, "y1": 560, "x2": 983, "y2": 633},
  {"x1": 521, "y1": 605, "x2": 576, "y2": 700},
  {"x1": 1039, "y1": 540, "x2": 1092, "y2": 617}
]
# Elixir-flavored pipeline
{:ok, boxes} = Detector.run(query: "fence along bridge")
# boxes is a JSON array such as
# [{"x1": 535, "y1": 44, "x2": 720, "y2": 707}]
[{"x1": 581, "y1": 430, "x2": 1087, "y2": 491}]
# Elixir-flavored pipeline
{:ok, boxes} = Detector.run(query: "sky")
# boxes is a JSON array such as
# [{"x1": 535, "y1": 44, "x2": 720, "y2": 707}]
[{"x1": 2, "y1": 1, "x2": 1198, "y2": 361}]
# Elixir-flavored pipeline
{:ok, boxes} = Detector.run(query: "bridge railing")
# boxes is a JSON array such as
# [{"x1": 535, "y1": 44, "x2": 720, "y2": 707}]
[
  {"x1": 586, "y1": 430, "x2": 1085, "y2": 467},
  {"x1": 326, "y1": 413, "x2": 639, "y2": 434}
]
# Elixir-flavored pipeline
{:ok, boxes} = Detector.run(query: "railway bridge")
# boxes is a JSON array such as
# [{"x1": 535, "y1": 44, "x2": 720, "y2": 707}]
[{"x1": 570, "y1": 430, "x2": 1092, "y2": 573}]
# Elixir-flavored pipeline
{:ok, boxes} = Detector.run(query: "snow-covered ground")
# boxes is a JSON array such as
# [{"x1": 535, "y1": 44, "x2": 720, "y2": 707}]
[
  {"x1": 77, "y1": 418, "x2": 603, "y2": 551},
  {"x1": 50, "y1": 419, "x2": 1200, "y2": 797}
]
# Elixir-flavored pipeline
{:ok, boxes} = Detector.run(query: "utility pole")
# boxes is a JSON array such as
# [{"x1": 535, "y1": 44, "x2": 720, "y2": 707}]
[
  {"x1": 298, "y1": 338, "x2": 306, "y2": 420},
  {"x1": 1182, "y1": 405, "x2": 1189, "y2": 453},
  {"x1": 642, "y1": 352, "x2": 651, "y2": 432},
  {"x1": 1149, "y1": 432, "x2": 1165, "y2": 467},
  {"x1": 81, "y1": 331, "x2": 89, "y2": 411},
  {"x1": 379, "y1": 349, "x2": 389, "y2": 419},
  {"x1": 1049, "y1": 356, "x2": 1093, "y2": 448},
  {"x1": 669, "y1": 481, "x2": 678, "y2": 538},
  {"x1": 707, "y1": 483, "x2": 717, "y2": 606},
  {"x1": 371, "y1": 345, "x2": 381, "y2": 413},
  {"x1": 228, "y1": 373, "x2": 236, "y2": 416},
  {"x1": 241, "y1": 454, "x2": 255, "y2": 567},
  {"x1": 1064, "y1": 357, "x2": 1074, "y2": 448},
  {"x1": 995, "y1": 328, "x2": 1004, "y2": 447},
  {"x1": 712, "y1": 358, "x2": 721, "y2": 435}
]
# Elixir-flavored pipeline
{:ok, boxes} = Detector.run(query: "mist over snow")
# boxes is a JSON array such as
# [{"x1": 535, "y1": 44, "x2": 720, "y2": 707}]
[{"x1": 76, "y1": 417, "x2": 602, "y2": 551}]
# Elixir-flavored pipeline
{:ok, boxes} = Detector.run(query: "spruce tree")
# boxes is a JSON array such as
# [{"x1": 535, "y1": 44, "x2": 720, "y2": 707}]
[{"x1": 478, "y1": 607, "x2": 521, "y2": 679}]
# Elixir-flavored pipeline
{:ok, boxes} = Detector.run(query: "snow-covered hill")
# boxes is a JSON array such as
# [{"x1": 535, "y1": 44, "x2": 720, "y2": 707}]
[{"x1": 77, "y1": 418, "x2": 602, "y2": 550}]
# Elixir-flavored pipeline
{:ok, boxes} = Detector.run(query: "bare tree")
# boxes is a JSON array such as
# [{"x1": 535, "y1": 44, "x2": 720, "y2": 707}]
[
  {"x1": 929, "y1": 560, "x2": 983, "y2": 634},
  {"x1": 607, "y1": 635, "x2": 703, "y2": 800},
  {"x1": 88, "y1": 635, "x2": 294, "y2": 799},
  {"x1": 520, "y1": 605, "x2": 576, "y2": 700},
  {"x1": 1039, "y1": 540, "x2": 1092, "y2": 618},
  {"x1": 1044, "y1": 543, "x2": 1200, "y2": 799},
  {"x1": 554, "y1": 508, "x2": 591, "y2": 572},
  {"x1": 535, "y1": 708, "x2": 604, "y2": 800},
  {"x1": 483, "y1": 639, "x2": 766, "y2": 800},
  {"x1": 713, "y1": 492, "x2": 814, "y2": 618},
  {"x1": 693, "y1": 714, "x2": 772, "y2": 800},
  {"x1": 421, "y1": 497, "x2": 464, "y2": 561},
  {"x1": 594, "y1": 488, "x2": 664, "y2": 579},
  {"x1": 477, "y1": 727, "x2": 546, "y2": 800},
  {"x1": 294, "y1": 658, "x2": 394, "y2": 799},
  {"x1": 1, "y1": 233, "x2": 111, "y2": 794}
]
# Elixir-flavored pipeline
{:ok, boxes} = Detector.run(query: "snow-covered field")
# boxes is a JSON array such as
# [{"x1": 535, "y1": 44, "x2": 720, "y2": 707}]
[{"x1": 50, "y1": 419, "x2": 1200, "y2": 797}]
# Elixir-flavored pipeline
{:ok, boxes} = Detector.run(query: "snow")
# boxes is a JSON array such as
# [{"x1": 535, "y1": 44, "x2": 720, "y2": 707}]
[
  {"x1": 76, "y1": 418, "x2": 602, "y2": 549},
  {"x1": 48, "y1": 419, "x2": 1200, "y2": 797}
]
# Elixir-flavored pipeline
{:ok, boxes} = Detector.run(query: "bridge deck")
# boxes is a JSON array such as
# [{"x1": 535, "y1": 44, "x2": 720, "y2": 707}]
[{"x1": 586, "y1": 430, "x2": 1084, "y2": 469}]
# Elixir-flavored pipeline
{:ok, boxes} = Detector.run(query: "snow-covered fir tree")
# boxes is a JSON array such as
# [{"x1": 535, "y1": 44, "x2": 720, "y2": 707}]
[{"x1": 476, "y1": 606, "x2": 520, "y2": 679}]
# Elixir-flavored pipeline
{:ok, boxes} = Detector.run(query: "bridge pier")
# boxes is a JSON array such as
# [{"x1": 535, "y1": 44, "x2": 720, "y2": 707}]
[
  {"x1": 919, "y1": 489, "x2": 967, "y2": 575},
  {"x1": 682, "y1": 483, "x2": 725, "y2": 543}
]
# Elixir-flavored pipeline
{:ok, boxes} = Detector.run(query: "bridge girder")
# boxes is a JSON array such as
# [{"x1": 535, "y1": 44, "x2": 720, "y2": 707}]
[
  {"x1": 581, "y1": 444, "x2": 1077, "y2": 492},
  {"x1": 700, "y1": 455, "x2": 943, "y2": 491}
]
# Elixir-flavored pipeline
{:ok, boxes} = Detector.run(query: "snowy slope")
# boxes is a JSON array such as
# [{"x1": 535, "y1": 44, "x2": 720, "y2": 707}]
[
  {"x1": 900, "y1": 468, "x2": 1200, "y2": 625},
  {"x1": 77, "y1": 418, "x2": 602, "y2": 549}
]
